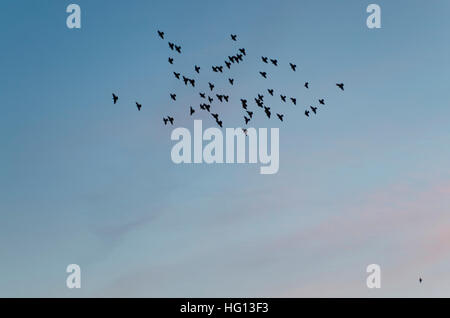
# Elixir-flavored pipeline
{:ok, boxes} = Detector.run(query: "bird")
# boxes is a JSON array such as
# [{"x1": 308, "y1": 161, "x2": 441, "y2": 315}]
[
  {"x1": 239, "y1": 48, "x2": 246, "y2": 56},
  {"x1": 258, "y1": 94, "x2": 264, "y2": 101},
  {"x1": 336, "y1": 83, "x2": 344, "y2": 91},
  {"x1": 200, "y1": 104, "x2": 206, "y2": 111},
  {"x1": 168, "y1": 42, "x2": 175, "y2": 50},
  {"x1": 170, "y1": 93, "x2": 176, "y2": 101},
  {"x1": 260, "y1": 71, "x2": 267, "y2": 78},
  {"x1": 112, "y1": 93, "x2": 118, "y2": 104},
  {"x1": 289, "y1": 63, "x2": 297, "y2": 71},
  {"x1": 231, "y1": 34, "x2": 237, "y2": 41},
  {"x1": 228, "y1": 56, "x2": 235, "y2": 63},
  {"x1": 173, "y1": 72, "x2": 180, "y2": 79},
  {"x1": 290, "y1": 97, "x2": 297, "y2": 105},
  {"x1": 419, "y1": 277, "x2": 423, "y2": 284},
  {"x1": 244, "y1": 116, "x2": 250, "y2": 124},
  {"x1": 212, "y1": 66, "x2": 218, "y2": 72},
  {"x1": 199, "y1": 92, "x2": 206, "y2": 99},
  {"x1": 163, "y1": 117, "x2": 168, "y2": 125},
  {"x1": 264, "y1": 106, "x2": 271, "y2": 118},
  {"x1": 225, "y1": 61, "x2": 231, "y2": 69},
  {"x1": 204, "y1": 104, "x2": 211, "y2": 112},
  {"x1": 277, "y1": 113, "x2": 284, "y2": 121},
  {"x1": 261, "y1": 56, "x2": 268, "y2": 63},
  {"x1": 182, "y1": 76, "x2": 189, "y2": 85},
  {"x1": 175, "y1": 45, "x2": 181, "y2": 53},
  {"x1": 270, "y1": 58, "x2": 278, "y2": 66},
  {"x1": 189, "y1": 79, "x2": 195, "y2": 87},
  {"x1": 241, "y1": 99, "x2": 248, "y2": 109},
  {"x1": 212, "y1": 113, "x2": 219, "y2": 120},
  {"x1": 223, "y1": 95, "x2": 229, "y2": 102},
  {"x1": 136, "y1": 102, "x2": 142, "y2": 111},
  {"x1": 305, "y1": 110, "x2": 310, "y2": 117},
  {"x1": 268, "y1": 89, "x2": 274, "y2": 96},
  {"x1": 209, "y1": 82, "x2": 214, "y2": 91},
  {"x1": 229, "y1": 78, "x2": 234, "y2": 85},
  {"x1": 168, "y1": 57, "x2": 174, "y2": 64},
  {"x1": 216, "y1": 94, "x2": 224, "y2": 102},
  {"x1": 247, "y1": 111, "x2": 253, "y2": 118},
  {"x1": 217, "y1": 66, "x2": 223, "y2": 73},
  {"x1": 190, "y1": 106, "x2": 195, "y2": 116},
  {"x1": 157, "y1": 30, "x2": 164, "y2": 39},
  {"x1": 168, "y1": 116, "x2": 174, "y2": 125},
  {"x1": 195, "y1": 65, "x2": 200, "y2": 73},
  {"x1": 310, "y1": 106, "x2": 317, "y2": 114},
  {"x1": 319, "y1": 99, "x2": 325, "y2": 105},
  {"x1": 216, "y1": 120, "x2": 223, "y2": 127},
  {"x1": 208, "y1": 96, "x2": 213, "y2": 103},
  {"x1": 280, "y1": 95, "x2": 286, "y2": 102},
  {"x1": 242, "y1": 128, "x2": 248, "y2": 135},
  {"x1": 304, "y1": 82, "x2": 309, "y2": 89},
  {"x1": 236, "y1": 54, "x2": 243, "y2": 62}
]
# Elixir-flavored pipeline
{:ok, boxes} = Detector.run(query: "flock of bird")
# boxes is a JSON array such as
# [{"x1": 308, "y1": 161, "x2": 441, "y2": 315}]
[{"x1": 111, "y1": 30, "x2": 345, "y2": 133}]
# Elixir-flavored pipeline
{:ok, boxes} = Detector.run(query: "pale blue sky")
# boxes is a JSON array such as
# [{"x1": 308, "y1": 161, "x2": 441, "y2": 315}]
[{"x1": 0, "y1": 0, "x2": 450, "y2": 297}]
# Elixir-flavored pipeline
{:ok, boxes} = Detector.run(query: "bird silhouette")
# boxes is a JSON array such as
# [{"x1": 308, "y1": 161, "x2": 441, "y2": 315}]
[
  {"x1": 189, "y1": 79, "x2": 195, "y2": 87},
  {"x1": 208, "y1": 96, "x2": 213, "y2": 103},
  {"x1": 205, "y1": 104, "x2": 211, "y2": 112},
  {"x1": 280, "y1": 95, "x2": 286, "y2": 102},
  {"x1": 270, "y1": 58, "x2": 278, "y2": 66},
  {"x1": 244, "y1": 116, "x2": 250, "y2": 124},
  {"x1": 217, "y1": 66, "x2": 223, "y2": 73},
  {"x1": 310, "y1": 106, "x2": 317, "y2": 114},
  {"x1": 268, "y1": 89, "x2": 274, "y2": 96},
  {"x1": 168, "y1": 42, "x2": 175, "y2": 50},
  {"x1": 182, "y1": 76, "x2": 189, "y2": 85},
  {"x1": 247, "y1": 111, "x2": 253, "y2": 118},
  {"x1": 241, "y1": 99, "x2": 248, "y2": 109},
  {"x1": 260, "y1": 71, "x2": 267, "y2": 79},
  {"x1": 231, "y1": 34, "x2": 237, "y2": 41},
  {"x1": 163, "y1": 117, "x2": 168, "y2": 125},
  {"x1": 261, "y1": 56, "x2": 268, "y2": 63},
  {"x1": 195, "y1": 65, "x2": 201, "y2": 73},
  {"x1": 290, "y1": 97, "x2": 297, "y2": 105},
  {"x1": 319, "y1": 99, "x2": 325, "y2": 105},
  {"x1": 217, "y1": 120, "x2": 223, "y2": 127},
  {"x1": 212, "y1": 66, "x2": 218, "y2": 72},
  {"x1": 168, "y1": 57, "x2": 174, "y2": 64},
  {"x1": 168, "y1": 116, "x2": 174, "y2": 125},
  {"x1": 264, "y1": 106, "x2": 271, "y2": 118},
  {"x1": 304, "y1": 82, "x2": 309, "y2": 89},
  {"x1": 157, "y1": 30, "x2": 164, "y2": 39},
  {"x1": 258, "y1": 94, "x2": 264, "y2": 101},
  {"x1": 239, "y1": 48, "x2": 246, "y2": 56},
  {"x1": 190, "y1": 106, "x2": 195, "y2": 116},
  {"x1": 170, "y1": 93, "x2": 176, "y2": 101},
  {"x1": 289, "y1": 63, "x2": 297, "y2": 71},
  {"x1": 277, "y1": 113, "x2": 284, "y2": 121},
  {"x1": 225, "y1": 61, "x2": 231, "y2": 69},
  {"x1": 175, "y1": 45, "x2": 181, "y2": 53},
  {"x1": 209, "y1": 82, "x2": 215, "y2": 91},
  {"x1": 229, "y1": 78, "x2": 234, "y2": 85},
  {"x1": 336, "y1": 83, "x2": 344, "y2": 91},
  {"x1": 136, "y1": 102, "x2": 142, "y2": 111},
  {"x1": 305, "y1": 110, "x2": 310, "y2": 117},
  {"x1": 242, "y1": 128, "x2": 248, "y2": 135},
  {"x1": 419, "y1": 277, "x2": 423, "y2": 283},
  {"x1": 255, "y1": 99, "x2": 264, "y2": 108},
  {"x1": 216, "y1": 94, "x2": 224, "y2": 102},
  {"x1": 112, "y1": 93, "x2": 118, "y2": 104},
  {"x1": 199, "y1": 92, "x2": 206, "y2": 99},
  {"x1": 212, "y1": 113, "x2": 219, "y2": 121},
  {"x1": 236, "y1": 54, "x2": 243, "y2": 62},
  {"x1": 223, "y1": 95, "x2": 229, "y2": 102},
  {"x1": 174, "y1": 72, "x2": 180, "y2": 79},
  {"x1": 200, "y1": 104, "x2": 206, "y2": 111}
]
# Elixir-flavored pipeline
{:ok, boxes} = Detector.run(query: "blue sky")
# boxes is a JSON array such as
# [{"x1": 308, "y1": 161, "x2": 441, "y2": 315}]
[{"x1": 1, "y1": 0, "x2": 450, "y2": 297}]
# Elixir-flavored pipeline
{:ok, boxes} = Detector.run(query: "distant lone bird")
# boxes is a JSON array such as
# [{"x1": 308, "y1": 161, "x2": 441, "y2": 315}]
[
  {"x1": 319, "y1": 99, "x2": 325, "y2": 105},
  {"x1": 280, "y1": 95, "x2": 286, "y2": 102},
  {"x1": 190, "y1": 106, "x2": 195, "y2": 116},
  {"x1": 270, "y1": 58, "x2": 278, "y2": 66},
  {"x1": 419, "y1": 277, "x2": 423, "y2": 284},
  {"x1": 157, "y1": 30, "x2": 164, "y2": 39},
  {"x1": 305, "y1": 110, "x2": 310, "y2": 117},
  {"x1": 304, "y1": 82, "x2": 309, "y2": 89},
  {"x1": 209, "y1": 82, "x2": 215, "y2": 91},
  {"x1": 290, "y1": 97, "x2": 297, "y2": 105},
  {"x1": 310, "y1": 106, "x2": 317, "y2": 114},
  {"x1": 168, "y1": 116, "x2": 174, "y2": 125},
  {"x1": 136, "y1": 102, "x2": 142, "y2": 111},
  {"x1": 229, "y1": 78, "x2": 234, "y2": 85},
  {"x1": 268, "y1": 89, "x2": 274, "y2": 96},
  {"x1": 175, "y1": 45, "x2": 181, "y2": 53},
  {"x1": 168, "y1": 42, "x2": 175, "y2": 50},
  {"x1": 168, "y1": 57, "x2": 174, "y2": 64},
  {"x1": 195, "y1": 65, "x2": 200, "y2": 73},
  {"x1": 261, "y1": 56, "x2": 268, "y2": 63},
  {"x1": 289, "y1": 63, "x2": 297, "y2": 71},
  {"x1": 277, "y1": 113, "x2": 284, "y2": 121},
  {"x1": 239, "y1": 48, "x2": 246, "y2": 56},
  {"x1": 231, "y1": 34, "x2": 237, "y2": 41},
  {"x1": 174, "y1": 72, "x2": 180, "y2": 79},
  {"x1": 199, "y1": 92, "x2": 206, "y2": 99},
  {"x1": 112, "y1": 93, "x2": 118, "y2": 104},
  {"x1": 170, "y1": 93, "x2": 176, "y2": 101},
  {"x1": 336, "y1": 83, "x2": 344, "y2": 91}
]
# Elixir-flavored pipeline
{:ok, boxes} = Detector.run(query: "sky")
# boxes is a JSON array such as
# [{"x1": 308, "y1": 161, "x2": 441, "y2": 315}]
[{"x1": 0, "y1": 0, "x2": 450, "y2": 297}]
